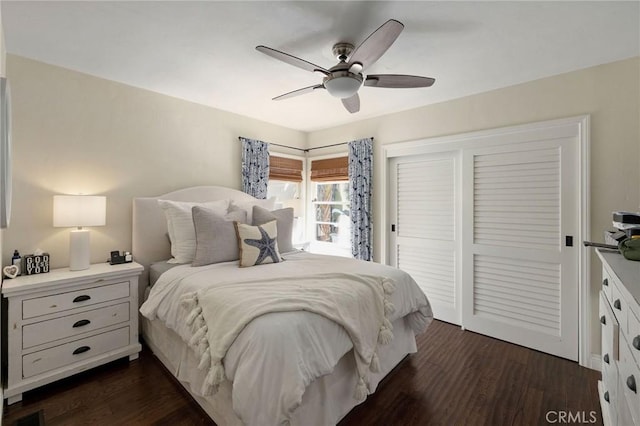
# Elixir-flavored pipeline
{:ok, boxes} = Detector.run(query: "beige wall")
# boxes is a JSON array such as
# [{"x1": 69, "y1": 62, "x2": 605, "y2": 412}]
[
  {"x1": 0, "y1": 7, "x2": 5, "y2": 78},
  {"x1": 5, "y1": 52, "x2": 639, "y2": 358},
  {"x1": 307, "y1": 56, "x2": 640, "y2": 357},
  {"x1": 4, "y1": 55, "x2": 306, "y2": 269}
]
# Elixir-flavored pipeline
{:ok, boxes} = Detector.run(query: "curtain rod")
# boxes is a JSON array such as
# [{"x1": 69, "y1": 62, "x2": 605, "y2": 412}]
[{"x1": 239, "y1": 137, "x2": 374, "y2": 153}]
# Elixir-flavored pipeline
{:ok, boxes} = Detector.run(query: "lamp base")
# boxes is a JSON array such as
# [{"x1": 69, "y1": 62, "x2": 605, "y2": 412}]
[{"x1": 69, "y1": 229, "x2": 91, "y2": 271}]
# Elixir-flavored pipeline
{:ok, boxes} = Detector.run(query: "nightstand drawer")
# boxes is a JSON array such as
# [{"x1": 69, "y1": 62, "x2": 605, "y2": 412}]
[
  {"x1": 22, "y1": 281, "x2": 130, "y2": 319},
  {"x1": 23, "y1": 302, "x2": 130, "y2": 349},
  {"x1": 22, "y1": 327, "x2": 130, "y2": 378}
]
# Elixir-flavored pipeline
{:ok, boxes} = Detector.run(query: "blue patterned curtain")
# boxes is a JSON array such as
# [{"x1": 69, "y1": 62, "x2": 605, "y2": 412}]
[
  {"x1": 348, "y1": 138, "x2": 373, "y2": 261},
  {"x1": 240, "y1": 137, "x2": 269, "y2": 199}
]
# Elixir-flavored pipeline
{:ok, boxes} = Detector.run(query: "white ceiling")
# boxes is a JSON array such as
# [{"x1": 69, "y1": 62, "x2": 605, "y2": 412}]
[{"x1": 2, "y1": 1, "x2": 639, "y2": 132}]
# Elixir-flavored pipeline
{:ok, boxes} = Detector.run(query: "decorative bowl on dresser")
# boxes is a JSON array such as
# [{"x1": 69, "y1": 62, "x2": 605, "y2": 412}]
[
  {"x1": 597, "y1": 250, "x2": 640, "y2": 426},
  {"x1": 2, "y1": 261, "x2": 143, "y2": 404}
]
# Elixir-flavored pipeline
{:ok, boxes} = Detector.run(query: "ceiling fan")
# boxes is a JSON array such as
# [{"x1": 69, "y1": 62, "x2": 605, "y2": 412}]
[{"x1": 256, "y1": 19, "x2": 435, "y2": 114}]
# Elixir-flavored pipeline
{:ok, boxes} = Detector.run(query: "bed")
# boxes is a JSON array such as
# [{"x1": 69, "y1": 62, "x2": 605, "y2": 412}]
[{"x1": 132, "y1": 186, "x2": 433, "y2": 425}]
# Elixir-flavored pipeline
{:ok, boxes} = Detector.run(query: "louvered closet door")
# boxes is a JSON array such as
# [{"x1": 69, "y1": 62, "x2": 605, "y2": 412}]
[
  {"x1": 389, "y1": 152, "x2": 459, "y2": 325},
  {"x1": 461, "y1": 138, "x2": 578, "y2": 361}
]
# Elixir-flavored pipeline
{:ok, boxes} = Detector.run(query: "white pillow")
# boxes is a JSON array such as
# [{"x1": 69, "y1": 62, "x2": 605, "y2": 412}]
[
  {"x1": 229, "y1": 197, "x2": 276, "y2": 224},
  {"x1": 158, "y1": 199, "x2": 229, "y2": 263}
]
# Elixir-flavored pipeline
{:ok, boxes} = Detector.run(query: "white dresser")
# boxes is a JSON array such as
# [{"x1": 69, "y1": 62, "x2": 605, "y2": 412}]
[
  {"x1": 2, "y1": 262, "x2": 143, "y2": 404},
  {"x1": 597, "y1": 250, "x2": 640, "y2": 426}
]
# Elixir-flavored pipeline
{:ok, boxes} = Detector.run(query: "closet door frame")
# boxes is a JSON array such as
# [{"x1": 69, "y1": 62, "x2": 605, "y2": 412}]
[{"x1": 382, "y1": 115, "x2": 591, "y2": 368}]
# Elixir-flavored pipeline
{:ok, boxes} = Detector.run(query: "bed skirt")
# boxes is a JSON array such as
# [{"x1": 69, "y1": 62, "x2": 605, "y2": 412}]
[{"x1": 141, "y1": 315, "x2": 417, "y2": 425}]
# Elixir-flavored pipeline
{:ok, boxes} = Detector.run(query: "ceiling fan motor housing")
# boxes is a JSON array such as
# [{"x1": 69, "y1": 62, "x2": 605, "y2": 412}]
[{"x1": 332, "y1": 42, "x2": 355, "y2": 62}]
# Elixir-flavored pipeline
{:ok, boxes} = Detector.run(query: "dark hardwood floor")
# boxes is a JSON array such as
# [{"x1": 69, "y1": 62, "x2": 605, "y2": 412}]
[{"x1": 3, "y1": 320, "x2": 602, "y2": 426}]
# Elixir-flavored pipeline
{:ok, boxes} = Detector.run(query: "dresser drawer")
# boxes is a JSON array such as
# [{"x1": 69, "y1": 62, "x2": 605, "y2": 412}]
[
  {"x1": 602, "y1": 266, "x2": 614, "y2": 306},
  {"x1": 618, "y1": 387, "x2": 635, "y2": 426},
  {"x1": 611, "y1": 281, "x2": 629, "y2": 335},
  {"x1": 619, "y1": 339, "x2": 640, "y2": 425},
  {"x1": 22, "y1": 303, "x2": 130, "y2": 349},
  {"x1": 629, "y1": 310, "x2": 640, "y2": 367},
  {"x1": 22, "y1": 327, "x2": 130, "y2": 378},
  {"x1": 22, "y1": 281, "x2": 130, "y2": 319},
  {"x1": 601, "y1": 349, "x2": 618, "y2": 420},
  {"x1": 600, "y1": 291, "x2": 620, "y2": 361}
]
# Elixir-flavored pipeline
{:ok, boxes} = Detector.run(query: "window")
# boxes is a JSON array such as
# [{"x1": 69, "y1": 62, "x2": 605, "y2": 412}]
[
  {"x1": 308, "y1": 156, "x2": 351, "y2": 257},
  {"x1": 267, "y1": 155, "x2": 305, "y2": 245}
]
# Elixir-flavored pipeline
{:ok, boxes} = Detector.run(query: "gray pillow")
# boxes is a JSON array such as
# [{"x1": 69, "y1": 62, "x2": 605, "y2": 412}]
[
  {"x1": 192, "y1": 206, "x2": 247, "y2": 266},
  {"x1": 252, "y1": 206, "x2": 294, "y2": 253}
]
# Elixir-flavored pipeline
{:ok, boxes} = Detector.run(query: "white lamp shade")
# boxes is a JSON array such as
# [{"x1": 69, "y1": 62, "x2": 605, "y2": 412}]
[
  {"x1": 324, "y1": 75, "x2": 362, "y2": 99},
  {"x1": 53, "y1": 195, "x2": 106, "y2": 228}
]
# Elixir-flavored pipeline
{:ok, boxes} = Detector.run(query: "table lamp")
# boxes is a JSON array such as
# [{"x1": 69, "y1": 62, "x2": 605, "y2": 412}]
[{"x1": 53, "y1": 195, "x2": 106, "y2": 271}]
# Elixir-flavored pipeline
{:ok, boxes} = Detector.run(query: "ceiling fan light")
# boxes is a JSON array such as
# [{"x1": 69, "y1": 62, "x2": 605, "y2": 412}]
[{"x1": 323, "y1": 73, "x2": 363, "y2": 99}]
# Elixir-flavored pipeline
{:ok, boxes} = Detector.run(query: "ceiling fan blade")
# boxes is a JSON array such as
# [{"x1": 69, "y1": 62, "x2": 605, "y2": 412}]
[
  {"x1": 341, "y1": 93, "x2": 360, "y2": 113},
  {"x1": 273, "y1": 84, "x2": 324, "y2": 101},
  {"x1": 364, "y1": 74, "x2": 435, "y2": 88},
  {"x1": 256, "y1": 46, "x2": 329, "y2": 75},
  {"x1": 348, "y1": 19, "x2": 404, "y2": 71}
]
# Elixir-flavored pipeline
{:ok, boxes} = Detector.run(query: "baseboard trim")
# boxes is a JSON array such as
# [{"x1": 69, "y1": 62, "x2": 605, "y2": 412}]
[{"x1": 590, "y1": 353, "x2": 601, "y2": 372}]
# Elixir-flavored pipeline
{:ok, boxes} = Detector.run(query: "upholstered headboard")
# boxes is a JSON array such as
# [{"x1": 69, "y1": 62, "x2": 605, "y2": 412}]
[{"x1": 132, "y1": 186, "x2": 256, "y2": 300}]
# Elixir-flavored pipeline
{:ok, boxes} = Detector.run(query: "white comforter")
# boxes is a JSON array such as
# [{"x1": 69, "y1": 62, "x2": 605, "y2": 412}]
[{"x1": 140, "y1": 251, "x2": 432, "y2": 425}]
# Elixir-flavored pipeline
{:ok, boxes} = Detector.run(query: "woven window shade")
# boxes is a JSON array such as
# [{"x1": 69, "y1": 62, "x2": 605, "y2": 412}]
[
  {"x1": 310, "y1": 157, "x2": 349, "y2": 182},
  {"x1": 269, "y1": 156, "x2": 303, "y2": 182}
]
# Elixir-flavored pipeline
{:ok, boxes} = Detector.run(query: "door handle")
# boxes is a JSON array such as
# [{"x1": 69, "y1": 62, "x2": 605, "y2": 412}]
[
  {"x1": 600, "y1": 315, "x2": 606, "y2": 325},
  {"x1": 614, "y1": 299, "x2": 621, "y2": 310},
  {"x1": 603, "y1": 353, "x2": 609, "y2": 364},
  {"x1": 73, "y1": 295, "x2": 91, "y2": 303}
]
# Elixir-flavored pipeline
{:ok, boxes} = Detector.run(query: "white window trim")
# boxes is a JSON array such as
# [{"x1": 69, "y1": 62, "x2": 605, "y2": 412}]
[
  {"x1": 305, "y1": 152, "x2": 349, "y2": 247},
  {"x1": 268, "y1": 150, "x2": 307, "y2": 240}
]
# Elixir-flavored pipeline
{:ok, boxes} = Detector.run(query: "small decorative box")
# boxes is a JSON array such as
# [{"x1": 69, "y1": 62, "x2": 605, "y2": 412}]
[{"x1": 23, "y1": 253, "x2": 50, "y2": 275}]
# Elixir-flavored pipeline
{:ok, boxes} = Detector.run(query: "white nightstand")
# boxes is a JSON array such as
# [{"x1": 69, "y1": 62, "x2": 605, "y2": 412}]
[{"x1": 2, "y1": 262, "x2": 143, "y2": 404}]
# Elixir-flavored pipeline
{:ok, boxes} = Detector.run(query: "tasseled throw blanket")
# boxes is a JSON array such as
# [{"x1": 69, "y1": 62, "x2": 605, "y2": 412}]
[{"x1": 180, "y1": 272, "x2": 396, "y2": 401}]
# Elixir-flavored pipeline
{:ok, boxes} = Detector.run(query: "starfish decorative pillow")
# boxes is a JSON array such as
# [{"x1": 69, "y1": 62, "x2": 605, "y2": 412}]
[{"x1": 235, "y1": 220, "x2": 282, "y2": 267}]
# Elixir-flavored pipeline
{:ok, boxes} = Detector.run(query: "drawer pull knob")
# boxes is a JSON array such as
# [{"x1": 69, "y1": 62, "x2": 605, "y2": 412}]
[
  {"x1": 633, "y1": 336, "x2": 640, "y2": 351},
  {"x1": 600, "y1": 315, "x2": 606, "y2": 325},
  {"x1": 603, "y1": 278, "x2": 609, "y2": 287},
  {"x1": 603, "y1": 353, "x2": 609, "y2": 364},
  {"x1": 614, "y1": 299, "x2": 621, "y2": 310},
  {"x1": 627, "y1": 375, "x2": 637, "y2": 394},
  {"x1": 72, "y1": 319, "x2": 91, "y2": 328},
  {"x1": 72, "y1": 346, "x2": 91, "y2": 355},
  {"x1": 604, "y1": 391, "x2": 609, "y2": 403},
  {"x1": 73, "y1": 295, "x2": 91, "y2": 303}
]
